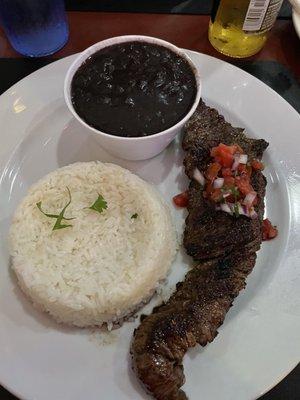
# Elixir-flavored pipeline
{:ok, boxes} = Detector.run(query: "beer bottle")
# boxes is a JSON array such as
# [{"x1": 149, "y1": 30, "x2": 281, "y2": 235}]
[{"x1": 209, "y1": 0, "x2": 284, "y2": 58}]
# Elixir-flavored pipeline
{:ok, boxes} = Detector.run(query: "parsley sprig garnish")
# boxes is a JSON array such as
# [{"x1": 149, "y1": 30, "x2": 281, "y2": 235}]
[
  {"x1": 221, "y1": 186, "x2": 241, "y2": 217},
  {"x1": 36, "y1": 187, "x2": 75, "y2": 231},
  {"x1": 37, "y1": 190, "x2": 108, "y2": 231},
  {"x1": 231, "y1": 187, "x2": 240, "y2": 217},
  {"x1": 88, "y1": 194, "x2": 107, "y2": 214}
]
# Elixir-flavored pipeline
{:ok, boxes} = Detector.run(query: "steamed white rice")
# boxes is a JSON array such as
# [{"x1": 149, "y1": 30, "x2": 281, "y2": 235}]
[{"x1": 9, "y1": 162, "x2": 177, "y2": 327}]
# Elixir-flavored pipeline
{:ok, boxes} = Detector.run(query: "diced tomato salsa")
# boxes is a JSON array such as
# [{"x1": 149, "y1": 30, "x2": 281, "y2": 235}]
[
  {"x1": 173, "y1": 142, "x2": 278, "y2": 237},
  {"x1": 202, "y1": 143, "x2": 265, "y2": 218},
  {"x1": 205, "y1": 162, "x2": 221, "y2": 180},
  {"x1": 262, "y1": 219, "x2": 278, "y2": 240},
  {"x1": 173, "y1": 142, "x2": 263, "y2": 216},
  {"x1": 251, "y1": 159, "x2": 264, "y2": 171},
  {"x1": 235, "y1": 175, "x2": 254, "y2": 196},
  {"x1": 173, "y1": 191, "x2": 189, "y2": 208}
]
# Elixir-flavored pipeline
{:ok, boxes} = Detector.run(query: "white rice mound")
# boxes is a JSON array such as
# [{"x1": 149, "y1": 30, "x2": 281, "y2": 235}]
[{"x1": 9, "y1": 162, "x2": 177, "y2": 328}]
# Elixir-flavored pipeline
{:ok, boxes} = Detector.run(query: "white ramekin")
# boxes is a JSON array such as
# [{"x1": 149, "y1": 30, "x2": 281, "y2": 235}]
[{"x1": 64, "y1": 35, "x2": 201, "y2": 161}]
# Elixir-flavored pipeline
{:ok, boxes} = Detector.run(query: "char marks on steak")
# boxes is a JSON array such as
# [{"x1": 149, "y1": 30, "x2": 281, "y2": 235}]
[
  {"x1": 131, "y1": 101, "x2": 268, "y2": 400},
  {"x1": 183, "y1": 101, "x2": 268, "y2": 260},
  {"x1": 132, "y1": 250, "x2": 256, "y2": 400}
]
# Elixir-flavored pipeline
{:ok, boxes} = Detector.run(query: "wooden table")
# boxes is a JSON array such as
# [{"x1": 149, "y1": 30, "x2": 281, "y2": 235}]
[
  {"x1": 0, "y1": 10, "x2": 299, "y2": 400},
  {"x1": 0, "y1": 13, "x2": 299, "y2": 79}
]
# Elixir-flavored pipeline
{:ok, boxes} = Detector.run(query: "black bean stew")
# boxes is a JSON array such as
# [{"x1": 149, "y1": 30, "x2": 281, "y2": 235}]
[{"x1": 71, "y1": 41, "x2": 197, "y2": 137}]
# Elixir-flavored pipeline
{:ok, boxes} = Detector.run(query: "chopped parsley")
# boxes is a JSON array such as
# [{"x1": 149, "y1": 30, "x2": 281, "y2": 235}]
[
  {"x1": 88, "y1": 194, "x2": 107, "y2": 214},
  {"x1": 231, "y1": 186, "x2": 240, "y2": 200},
  {"x1": 233, "y1": 202, "x2": 240, "y2": 218},
  {"x1": 131, "y1": 213, "x2": 138, "y2": 219},
  {"x1": 36, "y1": 187, "x2": 75, "y2": 231}
]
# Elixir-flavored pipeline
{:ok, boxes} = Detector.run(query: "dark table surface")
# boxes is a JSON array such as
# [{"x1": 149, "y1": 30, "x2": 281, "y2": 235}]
[
  {"x1": 0, "y1": 1, "x2": 299, "y2": 399},
  {"x1": 63, "y1": 0, "x2": 293, "y2": 16}
]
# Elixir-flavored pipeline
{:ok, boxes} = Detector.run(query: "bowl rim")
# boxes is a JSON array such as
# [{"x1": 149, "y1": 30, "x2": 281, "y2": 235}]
[{"x1": 64, "y1": 35, "x2": 201, "y2": 142}]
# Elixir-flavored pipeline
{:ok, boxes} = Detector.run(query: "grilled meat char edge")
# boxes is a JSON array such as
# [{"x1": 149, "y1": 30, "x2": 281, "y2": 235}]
[{"x1": 131, "y1": 101, "x2": 269, "y2": 400}]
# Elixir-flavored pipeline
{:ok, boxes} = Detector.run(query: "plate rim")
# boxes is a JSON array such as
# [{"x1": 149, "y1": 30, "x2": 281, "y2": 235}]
[
  {"x1": 0, "y1": 50, "x2": 299, "y2": 400},
  {"x1": 292, "y1": 8, "x2": 300, "y2": 39}
]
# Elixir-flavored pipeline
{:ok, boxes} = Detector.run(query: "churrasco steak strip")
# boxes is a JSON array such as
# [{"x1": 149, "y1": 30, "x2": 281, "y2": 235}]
[
  {"x1": 183, "y1": 101, "x2": 268, "y2": 260},
  {"x1": 131, "y1": 250, "x2": 256, "y2": 400},
  {"x1": 131, "y1": 101, "x2": 268, "y2": 399}
]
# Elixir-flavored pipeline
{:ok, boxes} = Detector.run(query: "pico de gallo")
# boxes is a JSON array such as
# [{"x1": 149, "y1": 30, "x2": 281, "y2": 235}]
[
  {"x1": 198, "y1": 142, "x2": 263, "y2": 218},
  {"x1": 173, "y1": 142, "x2": 278, "y2": 239},
  {"x1": 174, "y1": 142, "x2": 263, "y2": 219},
  {"x1": 262, "y1": 218, "x2": 278, "y2": 241},
  {"x1": 172, "y1": 190, "x2": 189, "y2": 208}
]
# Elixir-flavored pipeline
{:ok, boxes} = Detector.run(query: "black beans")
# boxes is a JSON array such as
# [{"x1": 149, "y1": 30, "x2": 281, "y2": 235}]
[{"x1": 71, "y1": 42, "x2": 197, "y2": 137}]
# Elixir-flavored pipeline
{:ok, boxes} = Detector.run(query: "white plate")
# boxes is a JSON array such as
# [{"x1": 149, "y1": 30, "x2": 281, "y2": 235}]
[
  {"x1": 292, "y1": 8, "x2": 300, "y2": 39},
  {"x1": 0, "y1": 51, "x2": 299, "y2": 400}
]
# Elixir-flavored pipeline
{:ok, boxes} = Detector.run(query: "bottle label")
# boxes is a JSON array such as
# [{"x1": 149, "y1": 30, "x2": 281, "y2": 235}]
[{"x1": 243, "y1": 0, "x2": 283, "y2": 33}]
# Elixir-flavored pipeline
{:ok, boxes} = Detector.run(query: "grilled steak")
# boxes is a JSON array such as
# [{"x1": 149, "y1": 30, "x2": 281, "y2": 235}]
[
  {"x1": 131, "y1": 250, "x2": 256, "y2": 400},
  {"x1": 183, "y1": 101, "x2": 268, "y2": 260},
  {"x1": 131, "y1": 101, "x2": 268, "y2": 399}
]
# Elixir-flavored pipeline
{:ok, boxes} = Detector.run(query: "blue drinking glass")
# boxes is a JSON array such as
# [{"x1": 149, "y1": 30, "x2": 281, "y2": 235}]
[{"x1": 0, "y1": 0, "x2": 69, "y2": 57}]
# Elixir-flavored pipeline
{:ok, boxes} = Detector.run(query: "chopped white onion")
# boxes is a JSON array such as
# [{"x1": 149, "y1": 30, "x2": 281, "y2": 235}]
[
  {"x1": 231, "y1": 154, "x2": 240, "y2": 171},
  {"x1": 239, "y1": 154, "x2": 248, "y2": 164},
  {"x1": 223, "y1": 191, "x2": 231, "y2": 198},
  {"x1": 217, "y1": 199, "x2": 257, "y2": 219},
  {"x1": 232, "y1": 153, "x2": 248, "y2": 170},
  {"x1": 249, "y1": 208, "x2": 258, "y2": 219},
  {"x1": 213, "y1": 177, "x2": 224, "y2": 189},
  {"x1": 238, "y1": 203, "x2": 248, "y2": 216},
  {"x1": 220, "y1": 203, "x2": 233, "y2": 214},
  {"x1": 193, "y1": 168, "x2": 205, "y2": 186},
  {"x1": 239, "y1": 204, "x2": 258, "y2": 219},
  {"x1": 243, "y1": 192, "x2": 257, "y2": 206}
]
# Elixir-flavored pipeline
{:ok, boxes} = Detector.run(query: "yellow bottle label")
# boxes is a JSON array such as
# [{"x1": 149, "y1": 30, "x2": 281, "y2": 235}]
[{"x1": 243, "y1": 0, "x2": 284, "y2": 33}]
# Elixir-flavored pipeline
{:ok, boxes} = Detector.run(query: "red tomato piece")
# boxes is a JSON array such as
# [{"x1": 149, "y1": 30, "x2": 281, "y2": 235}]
[
  {"x1": 210, "y1": 188, "x2": 222, "y2": 202},
  {"x1": 205, "y1": 162, "x2": 221, "y2": 181},
  {"x1": 251, "y1": 159, "x2": 264, "y2": 171},
  {"x1": 173, "y1": 191, "x2": 189, "y2": 207},
  {"x1": 220, "y1": 143, "x2": 237, "y2": 155},
  {"x1": 262, "y1": 219, "x2": 278, "y2": 241},
  {"x1": 211, "y1": 143, "x2": 244, "y2": 157},
  {"x1": 210, "y1": 145, "x2": 220, "y2": 158},
  {"x1": 221, "y1": 167, "x2": 232, "y2": 177},
  {"x1": 223, "y1": 176, "x2": 235, "y2": 187},
  {"x1": 220, "y1": 150, "x2": 233, "y2": 167},
  {"x1": 237, "y1": 164, "x2": 247, "y2": 174},
  {"x1": 235, "y1": 176, "x2": 254, "y2": 195}
]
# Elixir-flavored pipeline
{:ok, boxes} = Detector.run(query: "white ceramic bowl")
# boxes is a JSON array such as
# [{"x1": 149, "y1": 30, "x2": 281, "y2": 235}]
[{"x1": 64, "y1": 35, "x2": 201, "y2": 160}]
